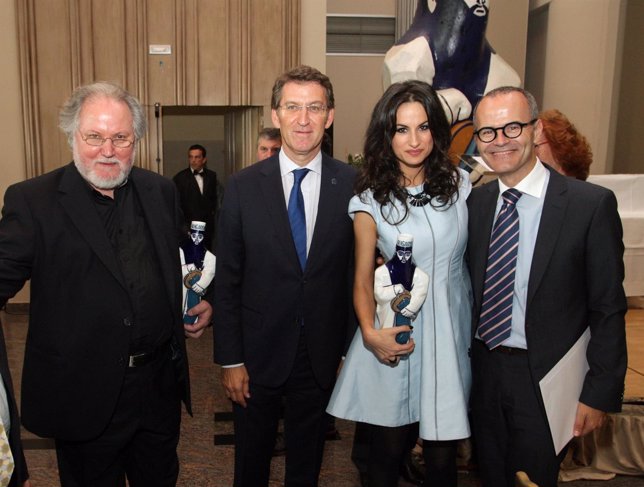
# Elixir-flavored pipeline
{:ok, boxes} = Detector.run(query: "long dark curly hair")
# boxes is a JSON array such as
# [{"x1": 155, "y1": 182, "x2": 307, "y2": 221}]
[{"x1": 355, "y1": 80, "x2": 460, "y2": 224}]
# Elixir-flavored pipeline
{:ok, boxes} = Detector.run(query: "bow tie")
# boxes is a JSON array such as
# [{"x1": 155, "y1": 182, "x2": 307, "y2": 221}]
[{"x1": 193, "y1": 170, "x2": 203, "y2": 176}]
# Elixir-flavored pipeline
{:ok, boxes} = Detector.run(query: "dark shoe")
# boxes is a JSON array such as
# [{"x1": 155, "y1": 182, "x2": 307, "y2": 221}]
[
  {"x1": 272, "y1": 432, "x2": 286, "y2": 457},
  {"x1": 400, "y1": 450, "x2": 425, "y2": 485}
]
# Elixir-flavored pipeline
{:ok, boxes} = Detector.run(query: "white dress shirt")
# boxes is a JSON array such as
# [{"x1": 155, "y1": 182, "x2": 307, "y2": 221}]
[
  {"x1": 495, "y1": 159, "x2": 549, "y2": 349},
  {"x1": 193, "y1": 170, "x2": 204, "y2": 194},
  {"x1": 279, "y1": 150, "x2": 322, "y2": 257}
]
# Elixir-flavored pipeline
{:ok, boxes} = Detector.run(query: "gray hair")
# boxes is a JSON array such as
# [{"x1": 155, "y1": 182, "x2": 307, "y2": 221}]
[
  {"x1": 473, "y1": 86, "x2": 539, "y2": 126},
  {"x1": 257, "y1": 127, "x2": 281, "y2": 143},
  {"x1": 59, "y1": 81, "x2": 147, "y2": 147}
]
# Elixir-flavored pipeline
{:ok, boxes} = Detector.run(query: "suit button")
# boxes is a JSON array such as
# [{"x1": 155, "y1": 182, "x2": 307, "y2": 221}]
[
  {"x1": 118, "y1": 357, "x2": 125, "y2": 366},
  {"x1": 123, "y1": 318, "x2": 132, "y2": 327}
]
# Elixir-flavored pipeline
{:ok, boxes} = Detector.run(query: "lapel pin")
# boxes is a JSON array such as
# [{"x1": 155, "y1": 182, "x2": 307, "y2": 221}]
[{"x1": 331, "y1": 178, "x2": 337, "y2": 185}]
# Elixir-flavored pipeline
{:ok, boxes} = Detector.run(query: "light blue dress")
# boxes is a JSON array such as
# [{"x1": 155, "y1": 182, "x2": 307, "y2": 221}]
[{"x1": 327, "y1": 169, "x2": 472, "y2": 441}]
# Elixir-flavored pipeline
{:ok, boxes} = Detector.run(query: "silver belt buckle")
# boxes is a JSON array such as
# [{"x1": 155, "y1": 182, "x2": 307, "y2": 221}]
[{"x1": 128, "y1": 353, "x2": 144, "y2": 367}]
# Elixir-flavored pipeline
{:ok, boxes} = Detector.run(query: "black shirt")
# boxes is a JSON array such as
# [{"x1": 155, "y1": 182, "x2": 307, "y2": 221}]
[{"x1": 92, "y1": 182, "x2": 173, "y2": 353}]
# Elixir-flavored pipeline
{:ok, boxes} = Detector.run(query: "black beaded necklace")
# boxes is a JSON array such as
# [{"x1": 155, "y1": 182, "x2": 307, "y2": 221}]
[{"x1": 406, "y1": 183, "x2": 432, "y2": 207}]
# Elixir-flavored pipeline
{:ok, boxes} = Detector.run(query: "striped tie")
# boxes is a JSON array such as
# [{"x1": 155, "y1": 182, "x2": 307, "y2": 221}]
[{"x1": 477, "y1": 188, "x2": 523, "y2": 349}]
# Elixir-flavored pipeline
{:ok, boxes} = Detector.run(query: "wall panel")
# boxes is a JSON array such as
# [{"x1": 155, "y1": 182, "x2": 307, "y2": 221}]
[
  {"x1": 196, "y1": 0, "x2": 231, "y2": 105},
  {"x1": 91, "y1": 1, "x2": 129, "y2": 84},
  {"x1": 251, "y1": 0, "x2": 287, "y2": 104},
  {"x1": 17, "y1": 0, "x2": 43, "y2": 178},
  {"x1": 146, "y1": 0, "x2": 179, "y2": 108},
  {"x1": 16, "y1": 0, "x2": 300, "y2": 174},
  {"x1": 34, "y1": 0, "x2": 74, "y2": 173}
]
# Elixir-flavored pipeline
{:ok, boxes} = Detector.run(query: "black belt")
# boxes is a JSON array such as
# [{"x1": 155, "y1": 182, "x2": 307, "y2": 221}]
[
  {"x1": 475, "y1": 339, "x2": 527, "y2": 355},
  {"x1": 492, "y1": 345, "x2": 527, "y2": 355},
  {"x1": 128, "y1": 341, "x2": 169, "y2": 367}
]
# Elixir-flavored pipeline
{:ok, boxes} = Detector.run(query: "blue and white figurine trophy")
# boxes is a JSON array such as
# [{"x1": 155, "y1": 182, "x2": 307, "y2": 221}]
[
  {"x1": 179, "y1": 221, "x2": 216, "y2": 324},
  {"x1": 374, "y1": 234, "x2": 429, "y2": 346}
]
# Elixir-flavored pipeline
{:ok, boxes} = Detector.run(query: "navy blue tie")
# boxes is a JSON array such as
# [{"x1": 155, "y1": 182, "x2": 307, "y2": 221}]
[
  {"x1": 288, "y1": 169, "x2": 309, "y2": 270},
  {"x1": 477, "y1": 188, "x2": 522, "y2": 349}
]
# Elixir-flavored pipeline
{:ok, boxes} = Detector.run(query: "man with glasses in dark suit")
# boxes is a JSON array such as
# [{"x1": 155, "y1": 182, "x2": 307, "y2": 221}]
[
  {"x1": 214, "y1": 65, "x2": 356, "y2": 487},
  {"x1": 0, "y1": 82, "x2": 212, "y2": 486},
  {"x1": 467, "y1": 86, "x2": 627, "y2": 487}
]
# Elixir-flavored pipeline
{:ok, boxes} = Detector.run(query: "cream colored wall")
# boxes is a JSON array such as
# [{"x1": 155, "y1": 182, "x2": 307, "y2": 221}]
[
  {"x1": 525, "y1": 4, "x2": 548, "y2": 105},
  {"x1": 487, "y1": 0, "x2": 529, "y2": 81},
  {"x1": 526, "y1": 0, "x2": 626, "y2": 174},
  {"x1": 326, "y1": 0, "x2": 529, "y2": 161},
  {"x1": 613, "y1": 0, "x2": 644, "y2": 174},
  {"x1": 0, "y1": 1, "x2": 29, "y2": 304},
  {"x1": 301, "y1": 0, "x2": 328, "y2": 72},
  {"x1": 326, "y1": 1, "x2": 394, "y2": 160},
  {"x1": 328, "y1": 0, "x2": 394, "y2": 15},
  {"x1": 0, "y1": 2, "x2": 25, "y2": 196},
  {"x1": 327, "y1": 56, "x2": 388, "y2": 159}
]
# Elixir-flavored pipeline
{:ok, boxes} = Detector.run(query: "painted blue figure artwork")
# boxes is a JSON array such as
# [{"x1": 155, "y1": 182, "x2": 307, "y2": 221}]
[
  {"x1": 383, "y1": 0, "x2": 520, "y2": 158},
  {"x1": 374, "y1": 234, "x2": 429, "y2": 346},
  {"x1": 180, "y1": 221, "x2": 216, "y2": 324}
]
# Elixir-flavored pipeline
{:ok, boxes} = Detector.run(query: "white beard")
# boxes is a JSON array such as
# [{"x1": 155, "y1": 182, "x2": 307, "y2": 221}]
[{"x1": 73, "y1": 144, "x2": 135, "y2": 190}]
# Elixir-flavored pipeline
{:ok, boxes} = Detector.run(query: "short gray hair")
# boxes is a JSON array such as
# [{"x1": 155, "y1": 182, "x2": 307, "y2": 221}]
[
  {"x1": 473, "y1": 86, "x2": 539, "y2": 126},
  {"x1": 59, "y1": 81, "x2": 147, "y2": 147},
  {"x1": 257, "y1": 127, "x2": 281, "y2": 144}
]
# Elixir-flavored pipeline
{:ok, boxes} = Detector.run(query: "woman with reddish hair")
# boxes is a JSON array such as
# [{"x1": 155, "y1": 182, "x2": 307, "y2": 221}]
[{"x1": 535, "y1": 109, "x2": 592, "y2": 180}]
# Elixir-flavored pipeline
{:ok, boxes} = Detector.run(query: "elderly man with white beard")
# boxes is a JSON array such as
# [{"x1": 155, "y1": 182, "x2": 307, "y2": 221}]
[{"x1": 0, "y1": 81, "x2": 212, "y2": 487}]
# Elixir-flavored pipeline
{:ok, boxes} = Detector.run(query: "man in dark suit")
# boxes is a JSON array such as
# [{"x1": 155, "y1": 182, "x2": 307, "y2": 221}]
[
  {"x1": 0, "y1": 321, "x2": 28, "y2": 487},
  {"x1": 0, "y1": 82, "x2": 212, "y2": 486},
  {"x1": 173, "y1": 144, "x2": 220, "y2": 250},
  {"x1": 467, "y1": 86, "x2": 627, "y2": 487},
  {"x1": 214, "y1": 65, "x2": 355, "y2": 487}
]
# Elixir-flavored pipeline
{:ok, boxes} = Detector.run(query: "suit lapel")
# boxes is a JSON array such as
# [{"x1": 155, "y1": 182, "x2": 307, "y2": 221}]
[
  {"x1": 130, "y1": 168, "x2": 179, "y2": 305},
  {"x1": 527, "y1": 169, "x2": 568, "y2": 306},
  {"x1": 192, "y1": 173, "x2": 201, "y2": 194},
  {"x1": 57, "y1": 163, "x2": 128, "y2": 291},
  {"x1": 200, "y1": 171, "x2": 210, "y2": 198},
  {"x1": 259, "y1": 158, "x2": 302, "y2": 271},
  {"x1": 203, "y1": 169, "x2": 215, "y2": 192},
  {"x1": 307, "y1": 155, "x2": 342, "y2": 269},
  {"x1": 470, "y1": 182, "x2": 499, "y2": 304}
]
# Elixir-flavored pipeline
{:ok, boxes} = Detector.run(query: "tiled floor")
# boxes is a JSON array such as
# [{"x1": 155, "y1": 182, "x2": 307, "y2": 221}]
[{"x1": 2, "y1": 306, "x2": 643, "y2": 486}]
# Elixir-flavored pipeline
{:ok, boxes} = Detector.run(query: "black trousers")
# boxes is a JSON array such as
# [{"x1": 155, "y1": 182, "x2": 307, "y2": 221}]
[
  {"x1": 232, "y1": 331, "x2": 332, "y2": 487},
  {"x1": 471, "y1": 340, "x2": 567, "y2": 487},
  {"x1": 55, "y1": 348, "x2": 182, "y2": 487}
]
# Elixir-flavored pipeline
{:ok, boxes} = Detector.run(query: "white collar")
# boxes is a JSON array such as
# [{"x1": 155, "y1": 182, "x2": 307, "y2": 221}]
[
  {"x1": 498, "y1": 158, "x2": 548, "y2": 199},
  {"x1": 279, "y1": 150, "x2": 323, "y2": 177}
]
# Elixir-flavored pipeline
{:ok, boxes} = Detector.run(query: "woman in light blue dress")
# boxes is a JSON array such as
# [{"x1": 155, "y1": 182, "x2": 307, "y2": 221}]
[{"x1": 327, "y1": 80, "x2": 472, "y2": 487}]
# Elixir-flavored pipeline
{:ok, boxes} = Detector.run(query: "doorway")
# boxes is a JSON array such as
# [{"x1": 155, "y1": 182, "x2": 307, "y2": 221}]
[{"x1": 160, "y1": 105, "x2": 263, "y2": 185}]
